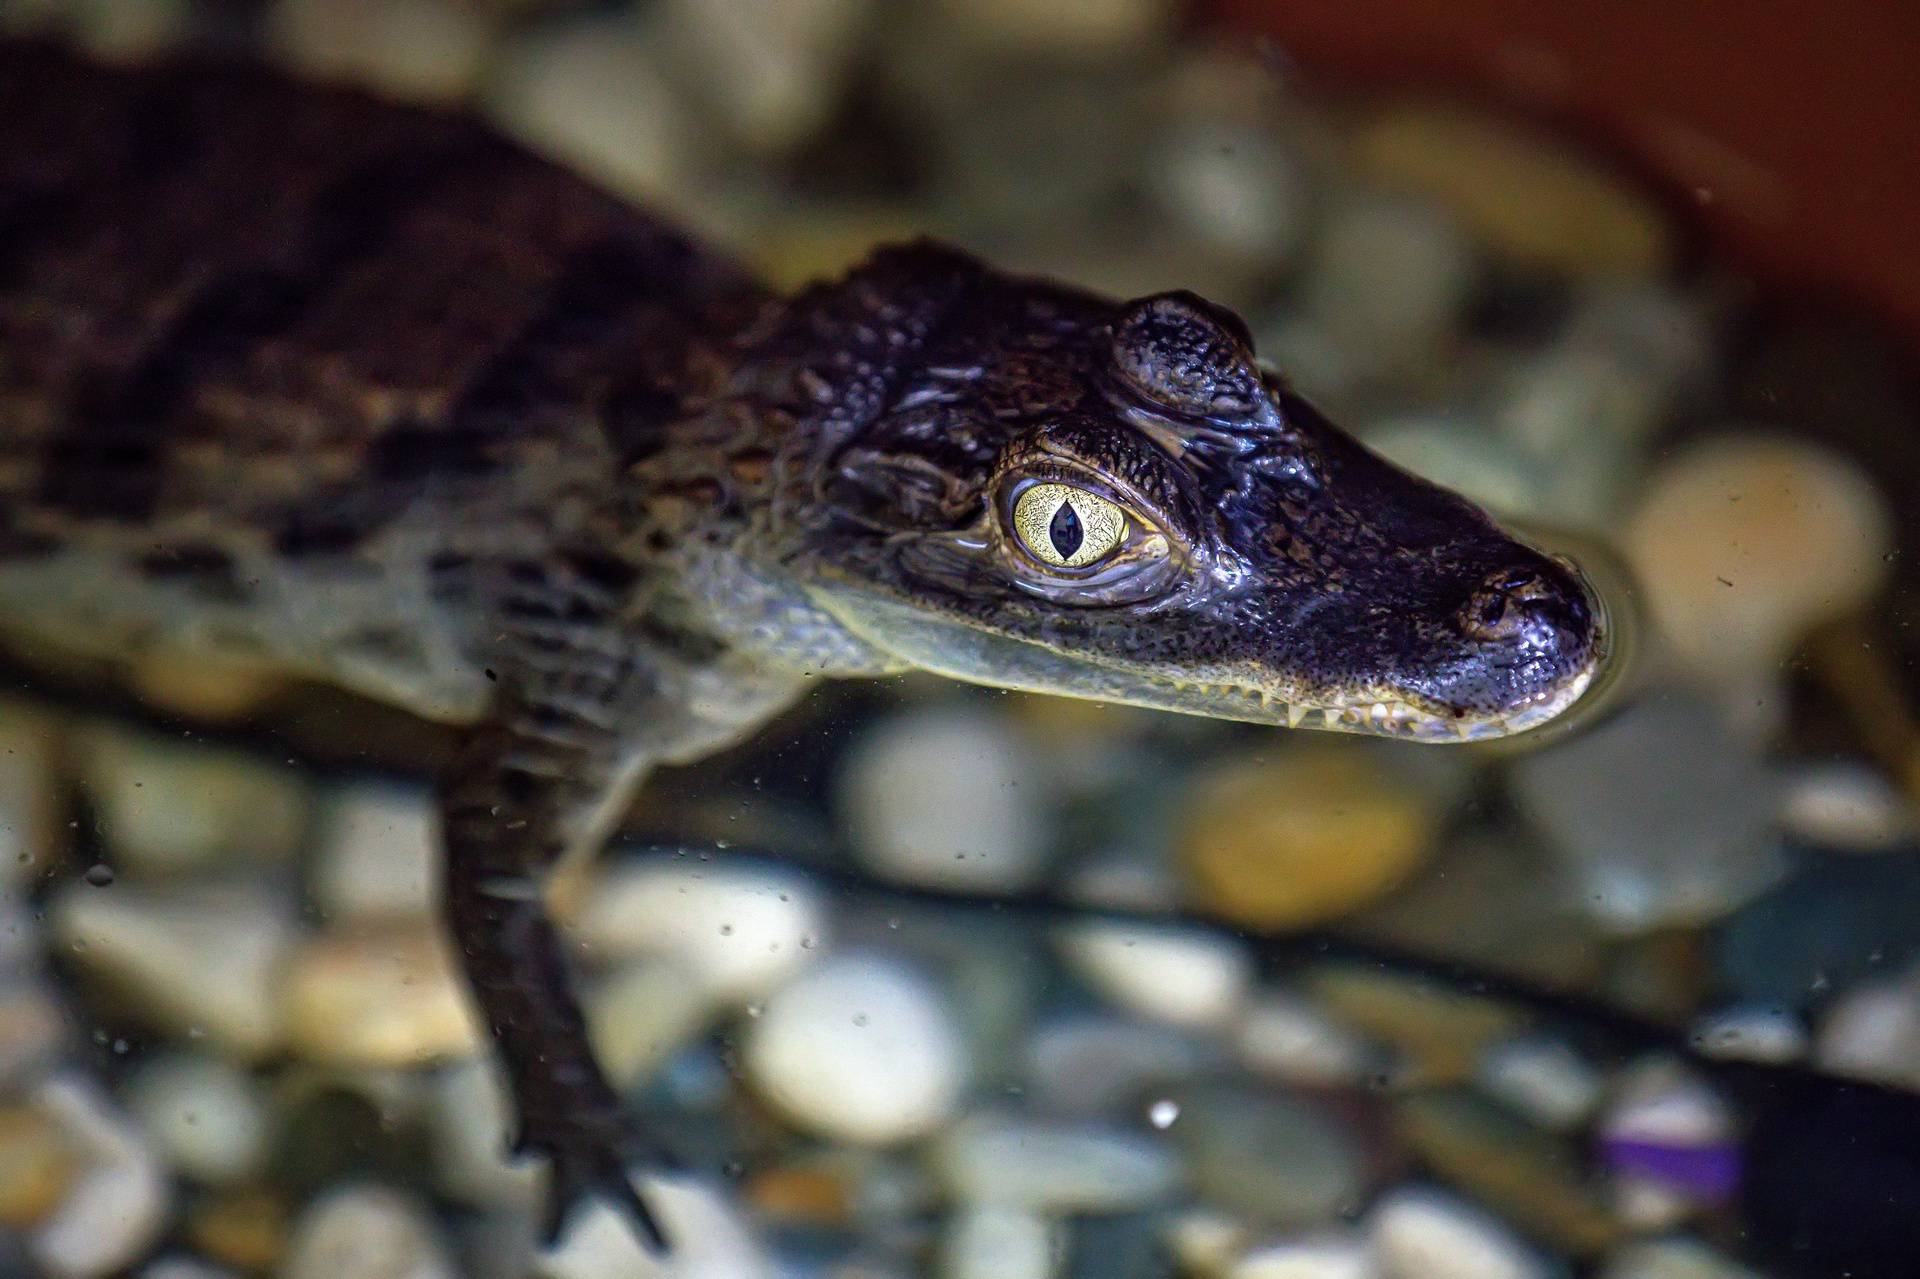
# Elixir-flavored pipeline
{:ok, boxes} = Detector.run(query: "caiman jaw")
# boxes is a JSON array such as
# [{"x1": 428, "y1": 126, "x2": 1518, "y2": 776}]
[{"x1": 1144, "y1": 662, "x2": 1599, "y2": 742}]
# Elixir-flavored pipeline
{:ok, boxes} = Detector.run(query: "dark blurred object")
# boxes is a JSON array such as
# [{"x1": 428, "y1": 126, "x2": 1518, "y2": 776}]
[{"x1": 1208, "y1": 0, "x2": 1920, "y2": 347}]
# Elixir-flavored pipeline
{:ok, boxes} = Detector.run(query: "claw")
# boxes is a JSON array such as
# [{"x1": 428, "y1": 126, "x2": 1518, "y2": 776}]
[{"x1": 514, "y1": 1115, "x2": 672, "y2": 1253}]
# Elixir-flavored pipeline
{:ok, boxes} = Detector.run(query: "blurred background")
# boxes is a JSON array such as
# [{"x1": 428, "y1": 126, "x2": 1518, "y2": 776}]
[{"x1": 2, "y1": 1, "x2": 1919, "y2": 1277}]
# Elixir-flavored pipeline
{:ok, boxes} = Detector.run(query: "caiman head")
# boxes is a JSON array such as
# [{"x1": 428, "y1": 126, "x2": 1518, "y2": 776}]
[{"x1": 759, "y1": 243, "x2": 1603, "y2": 741}]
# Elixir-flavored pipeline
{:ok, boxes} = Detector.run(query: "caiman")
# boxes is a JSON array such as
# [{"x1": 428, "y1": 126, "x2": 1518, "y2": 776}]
[{"x1": 0, "y1": 40, "x2": 1603, "y2": 1247}]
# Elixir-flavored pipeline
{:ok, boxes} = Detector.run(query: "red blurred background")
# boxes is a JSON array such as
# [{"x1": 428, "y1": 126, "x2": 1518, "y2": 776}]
[{"x1": 1210, "y1": 0, "x2": 1920, "y2": 344}]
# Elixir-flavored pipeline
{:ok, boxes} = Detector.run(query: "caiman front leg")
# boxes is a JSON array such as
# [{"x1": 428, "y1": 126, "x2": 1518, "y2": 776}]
[{"x1": 437, "y1": 565, "x2": 669, "y2": 1248}]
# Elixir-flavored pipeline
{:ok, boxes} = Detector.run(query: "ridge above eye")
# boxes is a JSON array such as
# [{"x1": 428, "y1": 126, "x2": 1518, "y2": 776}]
[{"x1": 1012, "y1": 483, "x2": 1127, "y2": 568}]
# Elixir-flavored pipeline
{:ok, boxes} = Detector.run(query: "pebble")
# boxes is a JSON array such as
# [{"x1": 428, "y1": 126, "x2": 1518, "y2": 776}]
[
  {"x1": 282, "y1": 1184, "x2": 455, "y2": 1279},
  {"x1": 0, "y1": 981, "x2": 66, "y2": 1087},
  {"x1": 1228, "y1": 1232, "x2": 1379, "y2": 1279},
  {"x1": 1625, "y1": 434, "x2": 1893, "y2": 693},
  {"x1": 50, "y1": 880, "x2": 294, "y2": 1059},
  {"x1": 655, "y1": 0, "x2": 874, "y2": 155},
  {"x1": 268, "y1": 0, "x2": 499, "y2": 102},
  {"x1": 584, "y1": 958, "x2": 718, "y2": 1089},
  {"x1": 1596, "y1": 1060, "x2": 1739, "y2": 1227},
  {"x1": 123, "y1": 1051, "x2": 270, "y2": 1184},
  {"x1": 838, "y1": 704, "x2": 1055, "y2": 892},
  {"x1": 571, "y1": 854, "x2": 826, "y2": 1000},
  {"x1": 1353, "y1": 104, "x2": 1673, "y2": 279},
  {"x1": 1368, "y1": 1185, "x2": 1554, "y2": 1279},
  {"x1": 935, "y1": 0, "x2": 1169, "y2": 51},
  {"x1": 1057, "y1": 920, "x2": 1253, "y2": 1030},
  {"x1": 1509, "y1": 694, "x2": 1786, "y2": 934},
  {"x1": 71, "y1": 0, "x2": 188, "y2": 61},
  {"x1": 1476, "y1": 1036, "x2": 1605, "y2": 1131},
  {"x1": 486, "y1": 14, "x2": 697, "y2": 200},
  {"x1": 744, "y1": 952, "x2": 965, "y2": 1144},
  {"x1": 79, "y1": 729, "x2": 309, "y2": 877},
  {"x1": 1148, "y1": 118, "x2": 1308, "y2": 264},
  {"x1": 186, "y1": 1186, "x2": 290, "y2": 1274},
  {"x1": 1302, "y1": 193, "x2": 1478, "y2": 364},
  {"x1": 1305, "y1": 966, "x2": 1524, "y2": 1085},
  {"x1": 1814, "y1": 970, "x2": 1920, "y2": 1089},
  {"x1": 1778, "y1": 761, "x2": 1915, "y2": 852},
  {"x1": 932, "y1": 1113, "x2": 1182, "y2": 1212},
  {"x1": 28, "y1": 1074, "x2": 170, "y2": 1279},
  {"x1": 310, "y1": 783, "x2": 440, "y2": 923},
  {"x1": 0, "y1": 702, "x2": 61, "y2": 887},
  {"x1": 1179, "y1": 745, "x2": 1441, "y2": 929},
  {"x1": 1600, "y1": 1239, "x2": 1760, "y2": 1279},
  {"x1": 940, "y1": 1205, "x2": 1058, "y2": 1279},
  {"x1": 1235, "y1": 990, "x2": 1378, "y2": 1088},
  {"x1": 540, "y1": 1176, "x2": 772, "y2": 1279},
  {"x1": 0, "y1": 1100, "x2": 76, "y2": 1228},
  {"x1": 141, "y1": 1259, "x2": 241, "y2": 1279},
  {"x1": 427, "y1": 1058, "x2": 539, "y2": 1209},
  {"x1": 282, "y1": 922, "x2": 482, "y2": 1067},
  {"x1": 1174, "y1": 1087, "x2": 1367, "y2": 1229},
  {"x1": 1686, "y1": 1003, "x2": 1807, "y2": 1065},
  {"x1": 1024, "y1": 1015, "x2": 1211, "y2": 1117},
  {"x1": 1396, "y1": 1089, "x2": 1619, "y2": 1254}
]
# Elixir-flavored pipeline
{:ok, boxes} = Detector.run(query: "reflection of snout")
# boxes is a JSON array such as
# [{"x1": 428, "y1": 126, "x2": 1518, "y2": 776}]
[{"x1": 1459, "y1": 564, "x2": 1593, "y2": 657}]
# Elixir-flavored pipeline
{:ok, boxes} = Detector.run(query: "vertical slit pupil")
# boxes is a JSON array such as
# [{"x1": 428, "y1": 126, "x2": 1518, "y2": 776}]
[{"x1": 1048, "y1": 499, "x2": 1083, "y2": 559}]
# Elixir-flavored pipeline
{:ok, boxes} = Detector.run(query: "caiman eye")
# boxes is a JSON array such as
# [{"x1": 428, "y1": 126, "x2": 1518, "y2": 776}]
[{"x1": 1011, "y1": 483, "x2": 1128, "y2": 568}]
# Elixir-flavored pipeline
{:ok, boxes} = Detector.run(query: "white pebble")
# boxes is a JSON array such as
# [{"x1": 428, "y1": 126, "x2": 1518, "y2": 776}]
[
  {"x1": 29, "y1": 1074, "x2": 170, "y2": 1279},
  {"x1": 1779, "y1": 762, "x2": 1914, "y2": 852},
  {"x1": 1057, "y1": 921, "x2": 1252, "y2": 1030},
  {"x1": 585, "y1": 958, "x2": 719, "y2": 1089},
  {"x1": 656, "y1": 0, "x2": 874, "y2": 154},
  {"x1": 1230, "y1": 1232, "x2": 1380, "y2": 1279},
  {"x1": 1601, "y1": 1238, "x2": 1760, "y2": 1279},
  {"x1": 50, "y1": 881, "x2": 293, "y2": 1059},
  {"x1": 427, "y1": 1058, "x2": 538, "y2": 1210},
  {"x1": 1304, "y1": 195, "x2": 1477, "y2": 361},
  {"x1": 487, "y1": 15, "x2": 696, "y2": 200},
  {"x1": 1815, "y1": 972, "x2": 1920, "y2": 1089},
  {"x1": 932, "y1": 1113, "x2": 1182, "y2": 1212},
  {"x1": 123, "y1": 1052, "x2": 269, "y2": 1184},
  {"x1": 139, "y1": 1260, "x2": 238, "y2": 1279},
  {"x1": 839, "y1": 705, "x2": 1054, "y2": 892},
  {"x1": 282, "y1": 1184, "x2": 455, "y2": 1279},
  {"x1": 571, "y1": 854, "x2": 825, "y2": 1000},
  {"x1": 941, "y1": 1206, "x2": 1058, "y2": 1279},
  {"x1": 540, "y1": 1176, "x2": 772, "y2": 1279},
  {"x1": 1235, "y1": 991, "x2": 1376, "y2": 1089},
  {"x1": 1369, "y1": 1186, "x2": 1552, "y2": 1279},
  {"x1": 1626, "y1": 434, "x2": 1893, "y2": 690},
  {"x1": 744, "y1": 952, "x2": 964, "y2": 1144},
  {"x1": 1024, "y1": 1015, "x2": 1211, "y2": 1116},
  {"x1": 311, "y1": 783, "x2": 440, "y2": 922},
  {"x1": 1477, "y1": 1036, "x2": 1604, "y2": 1131}
]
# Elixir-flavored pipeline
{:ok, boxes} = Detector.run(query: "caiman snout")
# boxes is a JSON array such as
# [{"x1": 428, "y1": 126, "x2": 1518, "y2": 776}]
[{"x1": 1459, "y1": 565, "x2": 1591, "y2": 655}]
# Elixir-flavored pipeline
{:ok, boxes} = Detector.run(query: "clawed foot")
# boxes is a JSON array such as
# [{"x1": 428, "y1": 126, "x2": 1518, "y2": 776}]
[{"x1": 513, "y1": 1112, "x2": 675, "y2": 1251}]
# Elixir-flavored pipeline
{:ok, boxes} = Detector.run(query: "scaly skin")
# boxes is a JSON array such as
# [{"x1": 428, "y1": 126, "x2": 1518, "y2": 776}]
[{"x1": 0, "y1": 42, "x2": 1602, "y2": 1247}]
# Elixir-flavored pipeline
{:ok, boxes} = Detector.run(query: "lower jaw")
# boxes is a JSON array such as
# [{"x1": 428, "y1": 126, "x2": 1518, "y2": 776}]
[{"x1": 1148, "y1": 664, "x2": 1598, "y2": 744}]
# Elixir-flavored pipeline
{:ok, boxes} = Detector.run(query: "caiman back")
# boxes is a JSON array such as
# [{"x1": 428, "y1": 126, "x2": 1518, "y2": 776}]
[{"x1": 0, "y1": 42, "x2": 764, "y2": 718}]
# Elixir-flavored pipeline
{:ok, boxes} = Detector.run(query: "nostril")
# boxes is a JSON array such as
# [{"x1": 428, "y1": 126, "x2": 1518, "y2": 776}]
[{"x1": 1459, "y1": 567, "x2": 1557, "y2": 642}]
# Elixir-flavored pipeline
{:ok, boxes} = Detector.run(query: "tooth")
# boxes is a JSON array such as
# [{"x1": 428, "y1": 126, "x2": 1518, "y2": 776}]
[{"x1": 1286, "y1": 703, "x2": 1309, "y2": 729}]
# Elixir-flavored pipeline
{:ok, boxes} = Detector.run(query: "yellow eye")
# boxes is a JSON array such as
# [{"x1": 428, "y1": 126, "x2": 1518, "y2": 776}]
[{"x1": 1011, "y1": 483, "x2": 1128, "y2": 568}]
